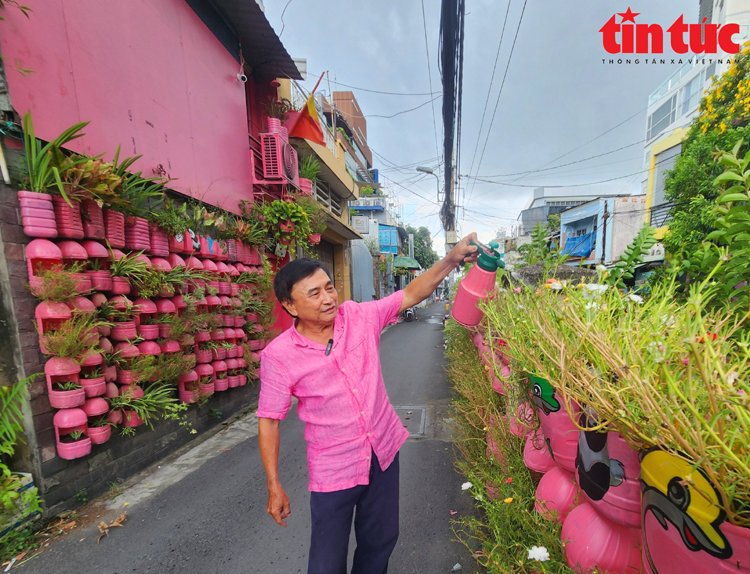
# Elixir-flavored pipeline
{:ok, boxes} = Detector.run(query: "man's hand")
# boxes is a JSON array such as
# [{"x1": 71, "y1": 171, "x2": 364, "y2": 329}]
[
  {"x1": 445, "y1": 232, "x2": 479, "y2": 267},
  {"x1": 266, "y1": 482, "x2": 291, "y2": 527}
]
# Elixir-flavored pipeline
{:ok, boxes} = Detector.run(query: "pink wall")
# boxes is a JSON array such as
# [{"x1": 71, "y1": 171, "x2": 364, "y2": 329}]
[{"x1": 0, "y1": 0, "x2": 253, "y2": 213}]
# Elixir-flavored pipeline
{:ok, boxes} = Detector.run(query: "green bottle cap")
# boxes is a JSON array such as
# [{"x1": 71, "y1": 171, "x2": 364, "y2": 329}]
[{"x1": 472, "y1": 240, "x2": 504, "y2": 272}]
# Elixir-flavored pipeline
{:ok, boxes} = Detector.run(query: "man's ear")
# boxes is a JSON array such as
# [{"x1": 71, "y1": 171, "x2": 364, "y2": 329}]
[{"x1": 281, "y1": 300, "x2": 298, "y2": 318}]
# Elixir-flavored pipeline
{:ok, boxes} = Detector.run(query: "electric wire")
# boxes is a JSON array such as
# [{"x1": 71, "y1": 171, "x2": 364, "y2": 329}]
[{"x1": 421, "y1": 0, "x2": 442, "y2": 163}]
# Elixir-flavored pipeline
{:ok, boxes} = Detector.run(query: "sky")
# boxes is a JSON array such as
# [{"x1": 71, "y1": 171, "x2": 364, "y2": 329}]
[{"x1": 263, "y1": 0, "x2": 702, "y2": 254}]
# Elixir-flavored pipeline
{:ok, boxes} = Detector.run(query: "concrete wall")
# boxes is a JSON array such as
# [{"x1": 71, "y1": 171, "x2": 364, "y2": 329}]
[
  {"x1": 611, "y1": 196, "x2": 647, "y2": 259},
  {"x1": 0, "y1": 181, "x2": 259, "y2": 516},
  {"x1": 350, "y1": 240, "x2": 375, "y2": 302}
]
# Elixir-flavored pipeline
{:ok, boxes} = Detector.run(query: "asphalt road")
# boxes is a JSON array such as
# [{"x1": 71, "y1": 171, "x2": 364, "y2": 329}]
[{"x1": 16, "y1": 301, "x2": 477, "y2": 574}]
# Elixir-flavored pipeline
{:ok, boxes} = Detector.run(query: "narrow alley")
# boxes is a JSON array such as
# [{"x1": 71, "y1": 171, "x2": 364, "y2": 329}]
[{"x1": 14, "y1": 302, "x2": 476, "y2": 574}]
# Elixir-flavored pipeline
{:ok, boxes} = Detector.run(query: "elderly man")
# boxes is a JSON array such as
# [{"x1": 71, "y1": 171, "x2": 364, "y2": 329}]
[{"x1": 257, "y1": 233, "x2": 477, "y2": 574}]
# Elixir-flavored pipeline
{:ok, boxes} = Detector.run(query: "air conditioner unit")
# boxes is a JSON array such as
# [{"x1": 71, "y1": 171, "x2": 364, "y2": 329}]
[{"x1": 260, "y1": 132, "x2": 299, "y2": 187}]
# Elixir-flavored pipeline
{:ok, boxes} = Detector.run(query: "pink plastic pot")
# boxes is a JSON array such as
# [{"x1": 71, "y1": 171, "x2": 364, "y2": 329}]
[
  {"x1": 80, "y1": 376, "x2": 106, "y2": 398},
  {"x1": 87, "y1": 424, "x2": 112, "y2": 445},
  {"x1": 237, "y1": 374, "x2": 248, "y2": 386},
  {"x1": 138, "y1": 340, "x2": 162, "y2": 357},
  {"x1": 149, "y1": 223, "x2": 170, "y2": 257},
  {"x1": 299, "y1": 178, "x2": 313, "y2": 196},
  {"x1": 196, "y1": 349, "x2": 213, "y2": 364},
  {"x1": 87, "y1": 269, "x2": 113, "y2": 292},
  {"x1": 81, "y1": 199, "x2": 106, "y2": 240},
  {"x1": 45, "y1": 357, "x2": 85, "y2": 409},
  {"x1": 34, "y1": 302, "x2": 72, "y2": 355},
  {"x1": 106, "y1": 409, "x2": 123, "y2": 425},
  {"x1": 52, "y1": 196, "x2": 84, "y2": 239},
  {"x1": 561, "y1": 502, "x2": 641, "y2": 574},
  {"x1": 538, "y1": 405, "x2": 580, "y2": 473},
  {"x1": 451, "y1": 264, "x2": 497, "y2": 327},
  {"x1": 27, "y1": 239, "x2": 64, "y2": 294},
  {"x1": 104, "y1": 209, "x2": 126, "y2": 248},
  {"x1": 168, "y1": 231, "x2": 190, "y2": 254},
  {"x1": 178, "y1": 370, "x2": 200, "y2": 403},
  {"x1": 18, "y1": 190, "x2": 58, "y2": 238},
  {"x1": 535, "y1": 466, "x2": 580, "y2": 523},
  {"x1": 110, "y1": 321, "x2": 137, "y2": 341},
  {"x1": 248, "y1": 339, "x2": 264, "y2": 351},
  {"x1": 523, "y1": 428, "x2": 556, "y2": 474},
  {"x1": 82, "y1": 397, "x2": 109, "y2": 417},
  {"x1": 121, "y1": 410, "x2": 143, "y2": 428},
  {"x1": 124, "y1": 216, "x2": 150, "y2": 251},
  {"x1": 54, "y1": 408, "x2": 92, "y2": 460},
  {"x1": 576, "y1": 427, "x2": 641, "y2": 529},
  {"x1": 138, "y1": 324, "x2": 160, "y2": 341},
  {"x1": 110, "y1": 276, "x2": 131, "y2": 295}
]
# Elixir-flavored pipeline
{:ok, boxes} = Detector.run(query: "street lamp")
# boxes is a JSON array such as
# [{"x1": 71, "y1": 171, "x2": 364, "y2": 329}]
[{"x1": 416, "y1": 166, "x2": 441, "y2": 202}]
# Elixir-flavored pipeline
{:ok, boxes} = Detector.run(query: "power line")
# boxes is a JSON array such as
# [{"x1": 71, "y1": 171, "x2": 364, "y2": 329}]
[
  {"x1": 473, "y1": 139, "x2": 645, "y2": 178},
  {"x1": 303, "y1": 70, "x2": 439, "y2": 96},
  {"x1": 467, "y1": 0, "x2": 528, "y2": 205},
  {"x1": 421, "y1": 0, "x2": 442, "y2": 163},
  {"x1": 464, "y1": 0, "x2": 512, "y2": 189},
  {"x1": 366, "y1": 96, "x2": 442, "y2": 119}
]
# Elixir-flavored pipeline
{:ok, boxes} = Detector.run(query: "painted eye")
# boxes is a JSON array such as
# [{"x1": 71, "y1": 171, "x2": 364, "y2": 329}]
[
  {"x1": 667, "y1": 477, "x2": 690, "y2": 510},
  {"x1": 533, "y1": 384, "x2": 542, "y2": 397}
]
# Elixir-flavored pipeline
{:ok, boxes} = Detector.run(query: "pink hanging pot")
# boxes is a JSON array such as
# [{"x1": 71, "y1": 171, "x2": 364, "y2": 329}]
[
  {"x1": 52, "y1": 196, "x2": 84, "y2": 239},
  {"x1": 534, "y1": 466, "x2": 580, "y2": 523},
  {"x1": 104, "y1": 209, "x2": 126, "y2": 248},
  {"x1": 18, "y1": 190, "x2": 58, "y2": 238},
  {"x1": 148, "y1": 222, "x2": 170, "y2": 257},
  {"x1": 81, "y1": 199, "x2": 106, "y2": 239}
]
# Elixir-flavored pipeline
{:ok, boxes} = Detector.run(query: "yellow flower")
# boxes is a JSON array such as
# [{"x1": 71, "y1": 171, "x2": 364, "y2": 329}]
[{"x1": 504, "y1": 497, "x2": 513, "y2": 504}]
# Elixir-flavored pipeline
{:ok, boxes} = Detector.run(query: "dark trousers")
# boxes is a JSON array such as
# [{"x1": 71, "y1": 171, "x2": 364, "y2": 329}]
[{"x1": 308, "y1": 451, "x2": 400, "y2": 574}]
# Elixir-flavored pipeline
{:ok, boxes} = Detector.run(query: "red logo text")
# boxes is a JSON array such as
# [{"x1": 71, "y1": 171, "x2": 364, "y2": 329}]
[{"x1": 600, "y1": 8, "x2": 740, "y2": 55}]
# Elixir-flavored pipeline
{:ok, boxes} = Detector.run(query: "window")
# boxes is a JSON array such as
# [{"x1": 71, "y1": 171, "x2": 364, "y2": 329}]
[
  {"x1": 647, "y1": 96, "x2": 676, "y2": 140},
  {"x1": 682, "y1": 75, "x2": 701, "y2": 116},
  {"x1": 651, "y1": 143, "x2": 682, "y2": 225}
]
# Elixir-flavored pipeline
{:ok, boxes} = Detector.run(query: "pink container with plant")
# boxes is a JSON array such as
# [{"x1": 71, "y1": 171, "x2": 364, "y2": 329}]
[
  {"x1": 45, "y1": 357, "x2": 85, "y2": 409},
  {"x1": 52, "y1": 196, "x2": 84, "y2": 239},
  {"x1": 148, "y1": 223, "x2": 170, "y2": 257},
  {"x1": 121, "y1": 410, "x2": 143, "y2": 428},
  {"x1": 81, "y1": 199, "x2": 106, "y2": 240},
  {"x1": 124, "y1": 216, "x2": 150, "y2": 251},
  {"x1": 110, "y1": 321, "x2": 137, "y2": 341},
  {"x1": 104, "y1": 209, "x2": 126, "y2": 248},
  {"x1": 54, "y1": 408, "x2": 92, "y2": 460},
  {"x1": 18, "y1": 190, "x2": 58, "y2": 238},
  {"x1": 87, "y1": 424, "x2": 112, "y2": 445},
  {"x1": 26, "y1": 239, "x2": 64, "y2": 293}
]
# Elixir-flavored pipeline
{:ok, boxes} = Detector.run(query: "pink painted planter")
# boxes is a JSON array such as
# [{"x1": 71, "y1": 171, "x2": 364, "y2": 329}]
[
  {"x1": 110, "y1": 321, "x2": 137, "y2": 341},
  {"x1": 523, "y1": 428, "x2": 556, "y2": 474},
  {"x1": 299, "y1": 178, "x2": 313, "y2": 196},
  {"x1": 45, "y1": 357, "x2": 84, "y2": 409},
  {"x1": 110, "y1": 276, "x2": 131, "y2": 295},
  {"x1": 237, "y1": 374, "x2": 248, "y2": 386},
  {"x1": 81, "y1": 199, "x2": 106, "y2": 240},
  {"x1": 52, "y1": 196, "x2": 84, "y2": 239},
  {"x1": 104, "y1": 209, "x2": 126, "y2": 248},
  {"x1": 80, "y1": 376, "x2": 106, "y2": 398},
  {"x1": 26, "y1": 238, "x2": 63, "y2": 294},
  {"x1": 35, "y1": 301, "x2": 71, "y2": 355},
  {"x1": 82, "y1": 397, "x2": 109, "y2": 417},
  {"x1": 87, "y1": 270, "x2": 113, "y2": 292},
  {"x1": 576, "y1": 427, "x2": 641, "y2": 529},
  {"x1": 148, "y1": 223, "x2": 170, "y2": 257},
  {"x1": 18, "y1": 190, "x2": 58, "y2": 238},
  {"x1": 531, "y1": 375, "x2": 579, "y2": 472},
  {"x1": 640, "y1": 449, "x2": 750, "y2": 573},
  {"x1": 137, "y1": 324, "x2": 160, "y2": 341},
  {"x1": 451, "y1": 263, "x2": 497, "y2": 327},
  {"x1": 561, "y1": 502, "x2": 641, "y2": 574},
  {"x1": 121, "y1": 410, "x2": 143, "y2": 428},
  {"x1": 87, "y1": 424, "x2": 112, "y2": 445},
  {"x1": 124, "y1": 216, "x2": 150, "y2": 251},
  {"x1": 535, "y1": 466, "x2": 580, "y2": 523},
  {"x1": 195, "y1": 349, "x2": 212, "y2": 364},
  {"x1": 178, "y1": 370, "x2": 199, "y2": 404},
  {"x1": 53, "y1": 408, "x2": 91, "y2": 460}
]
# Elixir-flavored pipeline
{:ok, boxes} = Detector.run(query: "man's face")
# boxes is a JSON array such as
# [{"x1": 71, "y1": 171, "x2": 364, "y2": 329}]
[{"x1": 283, "y1": 268, "x2": 338, "y2": 325}]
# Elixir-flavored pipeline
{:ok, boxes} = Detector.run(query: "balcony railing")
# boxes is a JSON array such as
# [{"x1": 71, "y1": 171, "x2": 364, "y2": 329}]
[
  {"x1": 648, "y1": 60, "x2": 704, "y2": 106},
  {"x1": 350, "y1": 197, "x2": 387, "y2": 211}
]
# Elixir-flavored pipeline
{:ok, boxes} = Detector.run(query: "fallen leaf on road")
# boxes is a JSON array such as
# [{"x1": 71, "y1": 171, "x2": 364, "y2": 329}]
[
  {"x1": 449, "y1": 510, "x2": 458, "y2": 516},
  {"x1": 97, "y1": 513, "x2": 128, "y2": 543}
]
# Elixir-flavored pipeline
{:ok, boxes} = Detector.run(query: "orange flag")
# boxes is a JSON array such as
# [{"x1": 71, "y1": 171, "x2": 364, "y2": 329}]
[{"x1": 287, "y1": 73, "x2": 326, "y2": 146}]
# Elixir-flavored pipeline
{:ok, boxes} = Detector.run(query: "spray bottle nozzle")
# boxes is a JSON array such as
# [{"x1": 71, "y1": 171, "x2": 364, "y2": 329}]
[{"x1": 469, "y1": 240, "x2": 504, "y2": 272}]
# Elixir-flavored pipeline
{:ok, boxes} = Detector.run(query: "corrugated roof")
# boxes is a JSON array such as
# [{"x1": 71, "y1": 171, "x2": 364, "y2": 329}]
[
  {"x1": 393, "y1": 256, "x2": 421, "y2": 270},
  {"x1": 210, "y1": 0, "x2": 302, "y2": 80}
]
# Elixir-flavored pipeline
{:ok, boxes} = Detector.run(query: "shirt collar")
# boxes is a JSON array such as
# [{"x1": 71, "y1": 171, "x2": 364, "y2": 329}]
[{"x1": 289, "y1": 306, "x2": 345, "y2": 349}]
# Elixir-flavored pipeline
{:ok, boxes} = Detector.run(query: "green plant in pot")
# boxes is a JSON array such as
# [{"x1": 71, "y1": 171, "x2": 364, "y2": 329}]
[
  {"x1": 294, "y1": 194, "x2": 327, "y2": 243},
  {"x1": 147, "y1": 197, "x2": 190, "y2": 237},
  {"x1": 41, "y1": 313, "x2": 107, "y2": 360},
  {"x1": 259, "y1": 199, "x2": 311, "y2": 246},
  {"x1": 29, "y1": 262, "x2": 83, "y2": 301},
  {"x1": 21, "y1": 113, "x2": 88, "y2": 203},
  {"x1": 299, "y1": 155, "x2": 321, "y2": 182}
]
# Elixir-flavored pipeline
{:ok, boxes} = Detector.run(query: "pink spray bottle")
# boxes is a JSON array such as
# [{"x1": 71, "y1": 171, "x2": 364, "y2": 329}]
[{"x1": 451, "y1": 240, "x2": 504, "y2": 327}]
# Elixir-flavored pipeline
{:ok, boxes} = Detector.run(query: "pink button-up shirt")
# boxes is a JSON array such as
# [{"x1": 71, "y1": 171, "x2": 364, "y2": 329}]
[{"x1": 257, "y1": 290, "x2": 409, "y2": 492}]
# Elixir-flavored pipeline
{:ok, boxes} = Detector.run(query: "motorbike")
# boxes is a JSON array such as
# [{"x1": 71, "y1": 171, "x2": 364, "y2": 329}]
[{"x1": 402, "y1": 307, "x2": 416, "y2": 322}]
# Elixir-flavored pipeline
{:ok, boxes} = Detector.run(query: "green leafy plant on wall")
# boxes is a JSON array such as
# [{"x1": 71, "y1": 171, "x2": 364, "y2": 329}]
[
  {"x1": 299, "y1": 155, "x2": 321, "y2": 182},
  {"x1": 1, "y1": 375, "x2": 43, "y2": 534}
]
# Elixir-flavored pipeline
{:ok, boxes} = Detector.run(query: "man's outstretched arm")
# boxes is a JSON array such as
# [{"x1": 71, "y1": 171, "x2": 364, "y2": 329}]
[
  {"x1": 400, "y1": 232, "x2": 478, "y2": 312},
  {"x1": 258, "y1": 417, "x2": 291, "y2": 527}
]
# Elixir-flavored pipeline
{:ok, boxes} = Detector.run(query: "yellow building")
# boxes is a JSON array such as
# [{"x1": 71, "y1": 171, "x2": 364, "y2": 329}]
[{"x1": 277, "y1": 79, "x2": 362, "y2": 302}]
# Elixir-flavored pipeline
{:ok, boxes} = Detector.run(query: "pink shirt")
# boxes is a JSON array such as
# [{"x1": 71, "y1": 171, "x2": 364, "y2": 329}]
[{"x1": 257, "y1": 290, "x2": 409, "y2": 492}]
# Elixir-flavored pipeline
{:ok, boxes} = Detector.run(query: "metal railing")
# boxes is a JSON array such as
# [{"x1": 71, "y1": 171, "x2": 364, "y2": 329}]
[
  {"x1": 650, "y1": 201, "x2": 674, "y2": 228},
  {"x1": 350, "y1": 197, "x2": 387, "y2": 210}
]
